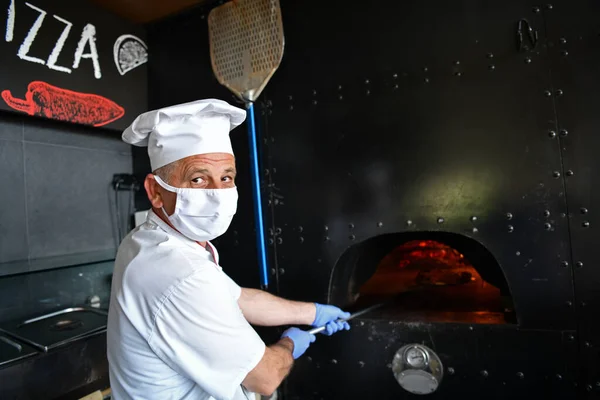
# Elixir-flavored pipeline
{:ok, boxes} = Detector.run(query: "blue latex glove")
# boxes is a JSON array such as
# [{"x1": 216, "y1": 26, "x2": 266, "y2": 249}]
[
  {"x1": 313, "y1": 303, "x2": 351, "y2": 336},
  {"x1": 281, "y1": 327, "x2": 316, "y2": 359}
]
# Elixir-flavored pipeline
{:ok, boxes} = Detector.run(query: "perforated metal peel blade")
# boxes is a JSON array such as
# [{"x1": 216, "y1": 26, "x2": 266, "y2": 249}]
[
  {"x1": 208, "y1": 0, "x2": 284, "y2": 102},
  {"x1": 208, "y1": 0, "x2": 285, "y2": 289}
]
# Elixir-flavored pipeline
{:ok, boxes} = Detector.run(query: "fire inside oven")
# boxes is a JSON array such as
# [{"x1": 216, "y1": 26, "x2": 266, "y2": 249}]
[{"x1": 329, "y1": 232, "x2": 516, "y2": 325}]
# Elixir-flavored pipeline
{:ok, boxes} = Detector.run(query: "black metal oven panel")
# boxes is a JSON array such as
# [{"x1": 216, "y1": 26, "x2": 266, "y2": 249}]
[
  {"x1": 284, "y1": 321, "x2": 577, "y2": 399},
  {"x1": 543, "y1": 0, "x2": 600, "y2": 391},
  {"x1": 263, "y1": 0, "x2": 573, "y2": 330}
]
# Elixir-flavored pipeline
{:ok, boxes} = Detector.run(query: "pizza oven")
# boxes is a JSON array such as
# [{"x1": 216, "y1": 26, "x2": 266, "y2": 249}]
[{"x1": 328, "y1": 231, "x2": 516, "y2": 325}]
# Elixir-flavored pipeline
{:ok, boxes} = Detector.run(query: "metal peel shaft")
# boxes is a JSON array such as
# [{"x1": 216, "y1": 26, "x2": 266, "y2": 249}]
[{"x1": 307, "y1": 302, "x2": 386, "y2": 335}]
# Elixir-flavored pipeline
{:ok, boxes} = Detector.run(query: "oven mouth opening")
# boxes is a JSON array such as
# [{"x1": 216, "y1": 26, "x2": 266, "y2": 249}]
[{"x1": 328, "y1": 232, "x2": 516, "y2": 325}]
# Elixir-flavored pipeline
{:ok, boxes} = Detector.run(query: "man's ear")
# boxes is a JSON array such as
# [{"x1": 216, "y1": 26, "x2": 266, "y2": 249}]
[{"x1": 144, "y1": 174, "x2": 163, "y2": 208}]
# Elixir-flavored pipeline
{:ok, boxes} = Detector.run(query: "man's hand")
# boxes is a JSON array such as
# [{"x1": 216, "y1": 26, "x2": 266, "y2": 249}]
[
  {"x1": 281, "y1": 328, "x2": 316, "y2": 359},
  {"x1": 312, "y1": 304, "x2": 351, "y2": 336}
]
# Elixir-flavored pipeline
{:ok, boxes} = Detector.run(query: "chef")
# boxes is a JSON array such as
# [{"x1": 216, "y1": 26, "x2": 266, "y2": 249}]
[{"x1": 107, "y1": 99, "x2": 350, "y2": 400}]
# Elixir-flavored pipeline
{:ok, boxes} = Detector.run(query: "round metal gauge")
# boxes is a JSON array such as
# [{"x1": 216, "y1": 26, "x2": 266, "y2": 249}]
[
  {"x1": 404, "y1": 345, "x2": 428, "y2": 369},
  {"x1": 392, "y1": 344, "x2": 443, "y2": 395}
]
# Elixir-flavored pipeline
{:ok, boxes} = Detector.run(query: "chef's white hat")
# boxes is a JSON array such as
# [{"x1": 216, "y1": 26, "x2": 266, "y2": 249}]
[{"x1": 122, "y1": 98, "x2": 246, "y2": 171}]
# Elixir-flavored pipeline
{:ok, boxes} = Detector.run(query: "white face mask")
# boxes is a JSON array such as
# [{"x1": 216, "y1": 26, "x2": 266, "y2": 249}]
[{"x1": 154, "y1": 175, "x2": 238, "y2": 242}]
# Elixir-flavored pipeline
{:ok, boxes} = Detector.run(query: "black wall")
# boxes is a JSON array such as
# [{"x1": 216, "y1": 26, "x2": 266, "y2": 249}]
[
  {"x1": 0, "y1": 111, "x2": 130, "y2": 321},
  {"x1": 146, "y1": 0, "x2": 600, "y2": 398}
]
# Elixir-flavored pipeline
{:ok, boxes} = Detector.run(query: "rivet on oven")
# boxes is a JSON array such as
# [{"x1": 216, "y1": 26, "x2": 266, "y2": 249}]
[
  {"x1": 423, "y1": 66, "x2": 429, "y2": 72},
  {"x1": 556, "y1": 374, "x2": 563, "y2": 380},
  {"x1": 470, "y1": 216, "x2": 478, "y2": 222},
  {"x1": 580, "y1": 207, "x2": 588, "y2": 214},
  {"x1": 555, "y1": 89, "x2": 563, "y2": 96},
  {"x1": 313, "y1": 100, "x2": 318, "y2": 105},
  {"x1": 365, "y1": 79, "x2": 370, "y2": 84},
  {"x1": 338, "y1": 85, "x2": 343, "y2": 90},
  {"x1": 386, "y1": 363, "x2": 392, "y2": 369},
  {"x1": 506, "y1": 212, "x2": 513, "y2": 220},
  {"x1": 447, "y1": 367, "x2": 455, "y2": 375},
  {"x1": 561, "y1": 213, "x2": 566, "y2": 218},
  {"x1": 472, "y1": 227, "x2": 479, "y2": 233},
  {"x1": 331, "y1": 359, "x2": 338, "y2": 364},
  {"x1": 544, "y1": 90, "x2": 552, "y2": 97},
  {"x1": 532, "y1": 6, "x2": 541, "y2": 13},
  {"x1": 268, "y1": 238, "x2": 274, "y2": 245},
  {"x1": 561, "y1": 261, "x2": 569, "y2": 268},
  {"x1": 360, "y1": 321, "x2": 365, "y2": 326},
  {"x1": 339, "y1": 95, "x2": 343, "y2": 100},
  {"x1": 317, "y1": 258, "x2": 322, "y2": 263},
  {"x1": 324, "y1": 236, "x2": 330, "y2": 242},
  {"x1": 596, "y1": 381, "x2": 600, "y2": 387},
  {"x1": 393, "y1": 73, "x2": 398, "y2": 78},
  {"x1": 524, "y1": 57, "x2": 532, "y2": 64},
  {"x1": 576, "y1": 261, "x2": 583, "y2": 268},
  {"x1": 454, "y1": 72, "x2": 462, "y2": 77},
  {"x1": 307, "y1": 356, "x2": 312, "y2": 362},
  {"x1": 566, "y1": 170, "x2": 574, "y2": 176},
  {"x1": 349, "y1": 223, "x2": 354, "y2": 229},
  {"x1": 508, "y1": 225, "x2": 514, "y2": 233},
  {"x1": 358, "y1": 361, "x2": 365, "y2": 368},
  {"x1": 543, "y1": 210, "x2": 551, "y2": 217},
  {"x1": 544, "y1": 223, "x2": 552, "y2": 230},
  {"x1": 517, "y1": 372, "x2": 525, "y2": 379},
  {"x1": 559, "y1": 129, "x2": 569, "y2": 137},
  {"x1": 553, "y1": 171, "x2": 561, "y2": 178},
  {"x1": 582, "y1": 221, "x2": 590, "y2": 228},
  {"x1": 299, "y1": 237, "x2": 304, "y2": 243},
  {"x1": 349, "y1": 234, "x2": 356, "y2": 241},
  {"x1": 561, "y1": 50, "x2": 569, "y2": 56},
  {"x1": 298, "y1": 226, "x2": 303, "y2": 232},
  {"x1": 587, "y1": 385, "x2": 593, "y2": 392},
  {"x1": 366, "y1": 90, "x2": 371, "y2": 96},
  {"x1": 481, "y1": 370, "x2": 489, "y2": 378},
  {"x1": 271, "y1": 268, "x2": 276, "y2": 275},
  {"x1": 548, "y1": 130, "x2": 557, "y2": 138},
  {"x1": 406, "y1": 220, "x2": 413, "y2": 226},
  {"x1": 276, "y1": 238, "x2": 283, "y2": 245},
  {"x1": 581, "y1": 301, "x2": 587, "y2": 307},
  {"x1": 279, "y1": 268, "x2": 285, "y2": 275},
  {"x1": 545, "y1": 3, "x2": 553, "y2": 9},
  {"x1": 394, "y1": 84, "x2": 399, "y2": 90},
  {"x1": 437, "y1": 217, "x2": 445, "y2": 224},
  {"x1": 424, "y1": 78, "x2": 430, "y2": 83},
  {"x1": 275, "y1": 227, "x2": 282, "y2": 235},
  {"x1": 454, "y1": 60, "x2": 461, "y2": 65},
  {"x1": 559, "y1": 37, "x2": 567, "y2": 45},
  {"x1": 566, "y1": 301, "x2": 573, "y2": 307},
  {"x1": 568, "y1": 335, "x2": 575, "y2": 341},
  {"x1": 377, "y1": 222, "x2": 383, "y2": 227},
  {"x1": 487, "y1": 53, "x2": 494, "y2": 58},
  {"x1": 516, "y1": 251, "x2": 521, "y2": 256},
  {"x1": 312, "y1": 89, "x2": 317, "y2": 95},
  {"x1": 469, "y1": 326, "x2": 474, "y2": 331},
  {"x1": 488, "y1": 64, "x2": 496, "y2": 71},
  {"x1": 585, "y1": 341, "x2": 591, "y2": 347}
]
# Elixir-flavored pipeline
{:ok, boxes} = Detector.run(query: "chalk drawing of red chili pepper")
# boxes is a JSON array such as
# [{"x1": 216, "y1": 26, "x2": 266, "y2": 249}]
[{"x1": 1, "y1": 81, "x2": 125, "y2": 127}]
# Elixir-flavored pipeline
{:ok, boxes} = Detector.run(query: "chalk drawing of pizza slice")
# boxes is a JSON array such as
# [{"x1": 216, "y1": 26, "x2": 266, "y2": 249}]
[
  {"x1": 114, "y1": 34, "x2": 148, "y2": 76},
  {"x1": 1, "y1": 81, "x2": 125, "y2": 127}
]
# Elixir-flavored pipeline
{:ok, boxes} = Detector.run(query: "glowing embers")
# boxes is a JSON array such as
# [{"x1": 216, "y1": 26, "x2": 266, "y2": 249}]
[{"x1": 357, "y1": 240, "x2": 511, "y2": 324}]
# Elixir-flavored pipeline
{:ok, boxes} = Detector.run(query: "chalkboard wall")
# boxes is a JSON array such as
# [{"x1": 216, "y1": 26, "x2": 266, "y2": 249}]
[{"x1": 0, "y1": 0, "x2": 148, "y2": 131}]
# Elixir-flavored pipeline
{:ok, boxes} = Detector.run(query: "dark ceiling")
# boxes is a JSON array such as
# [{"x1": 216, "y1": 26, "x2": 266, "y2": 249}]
[{"x1": 90, "y1": 0, "x2": 215, "y2": 23}]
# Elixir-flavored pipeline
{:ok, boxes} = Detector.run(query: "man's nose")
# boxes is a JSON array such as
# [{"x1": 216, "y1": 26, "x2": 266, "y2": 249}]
[{"x1": 207, "y1": 180, "x2": 225, "y2": 190}]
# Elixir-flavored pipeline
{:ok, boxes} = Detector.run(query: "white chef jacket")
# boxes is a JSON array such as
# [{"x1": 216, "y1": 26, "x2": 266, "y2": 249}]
[{"x1": 107, "y1": 210, "x2": 266, "y2": 400}]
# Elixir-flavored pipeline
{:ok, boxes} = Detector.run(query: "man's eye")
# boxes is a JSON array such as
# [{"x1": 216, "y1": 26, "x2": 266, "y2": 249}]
[
  {"x1": 222, "y1": 176, "x2": 234, "y2": 182},
  {"x1": 192, "y1": 177, "x2": 205, "y2": 184}
]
